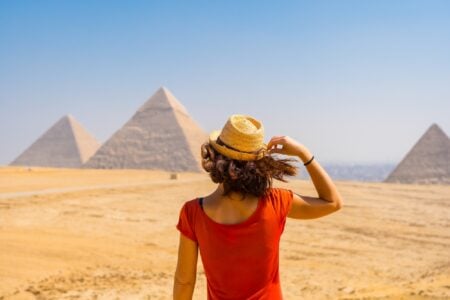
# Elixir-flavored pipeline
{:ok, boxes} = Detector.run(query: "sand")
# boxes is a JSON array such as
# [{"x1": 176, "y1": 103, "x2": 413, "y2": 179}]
[{"x1": 0, "y1": 167, "x2": 449, "y2": 299}]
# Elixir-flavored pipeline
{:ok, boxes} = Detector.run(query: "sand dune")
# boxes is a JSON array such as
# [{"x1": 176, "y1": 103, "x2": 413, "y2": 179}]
[{"x1": 0, "y1": 167, "x2": 449, "y2": 299}]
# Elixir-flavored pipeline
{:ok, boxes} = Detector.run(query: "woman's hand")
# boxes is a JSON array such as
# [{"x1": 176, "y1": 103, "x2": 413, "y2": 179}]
[
  {"x1": 267, "y1": 136, "x2": 312, "y2": 163},
  {"x1": 267, "y1": 136, "x2": 343, "y2": 219}
]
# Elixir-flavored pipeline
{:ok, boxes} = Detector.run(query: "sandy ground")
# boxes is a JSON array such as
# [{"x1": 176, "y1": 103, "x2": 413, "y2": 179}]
[{"x1": 0, "y1": 166, "x2": 449, "y2": 299}]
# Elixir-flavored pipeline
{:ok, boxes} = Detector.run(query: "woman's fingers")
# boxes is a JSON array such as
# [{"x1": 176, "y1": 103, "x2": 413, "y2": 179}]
[
  {"x1": 268, "y1": 136, "x2": 288, "y2": 155},
  {"x1": 267, "y1": 136, "x2": 286, "y2": 150},
  {"x1": 268, "y1": 147, "x2": 284, "y2": 154},
  {"x1": 267, "y1": 135, "x2": 302, "y2": 157}
]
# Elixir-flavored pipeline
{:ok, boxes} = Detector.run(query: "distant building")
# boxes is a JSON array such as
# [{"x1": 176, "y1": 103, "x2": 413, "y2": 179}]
[
  {"x1": 84, "y1": 87, "x2": 207, "y2": 172},
  {"x1": 384, "y1": 124, "x2": 450, "y2": 184},
  {"x1": 10, "y1": 115, "x2": 100, "y2": 168}
]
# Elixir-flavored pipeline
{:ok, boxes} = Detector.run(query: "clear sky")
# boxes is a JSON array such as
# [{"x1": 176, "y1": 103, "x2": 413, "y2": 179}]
[{"x1": 1, "y1": 0, "x2": 449, "y2": 165}]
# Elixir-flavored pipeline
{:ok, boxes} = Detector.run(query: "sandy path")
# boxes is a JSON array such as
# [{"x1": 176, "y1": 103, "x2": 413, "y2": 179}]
[
  {"x1": 0, "y1": 167, "x2": 449, "y2": 299},
  {"x1": 0, "y1": 178, "x2": 203, "y2": 200}
]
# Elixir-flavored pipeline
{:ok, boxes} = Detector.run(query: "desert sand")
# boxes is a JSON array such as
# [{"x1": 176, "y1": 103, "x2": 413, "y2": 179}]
[{"x1": 0, "y1": 167, "x2": 449, "y2": 299}]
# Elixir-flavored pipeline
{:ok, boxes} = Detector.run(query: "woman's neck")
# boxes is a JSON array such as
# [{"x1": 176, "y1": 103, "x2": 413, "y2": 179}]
[{"x1": 214, "y1": 184, "x2": 249, "y2": 202}]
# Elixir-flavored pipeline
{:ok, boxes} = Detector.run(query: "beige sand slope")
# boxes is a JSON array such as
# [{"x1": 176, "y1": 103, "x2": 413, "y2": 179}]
[
  {"x1": 10, "y1": 115, "x2": 100, "y2": 168},
  {"x1": 385, "y1": 123, "x2": 450, "y2": 184},
  {"x1": 0, "y1": 167, "x2": 449, "y2": 299},
  {"x1": 84, "y1": 87, "x2": 208, "y2": 172}
]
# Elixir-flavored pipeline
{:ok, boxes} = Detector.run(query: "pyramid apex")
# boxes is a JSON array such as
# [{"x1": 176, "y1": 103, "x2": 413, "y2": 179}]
[
  {"x1": 158, "y1": 86, "x2": 174, "y2": 96},
  {"x1": 429, "y1": 123, "x2": 439, "y2": 129},
  {"x1": 155, "y1": 85, "x2": 167, "y2": 92},
  {"x1": 429, "y1": 123, "x2": 441, "y2": 130},
  {"x1": 63, "y1": 114, "x2": 81, "y2": 127},
  {"x1": 425, "y1": 123, "x2": 447, "y2": 138},
  {"x1": 54, "y1": 114, "x2": 74, "y2": 126},
  {"x1": 136, "y1": 86, "x2": 189, "y2": 117}
]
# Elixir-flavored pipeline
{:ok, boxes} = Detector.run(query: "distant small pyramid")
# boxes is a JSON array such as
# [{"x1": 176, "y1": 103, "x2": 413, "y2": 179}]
[
  {"x1": 385, "y1": 123, "x2": 450, "y2": 184},
  {"x1": 84, "y1": 87, "x2": 208, "y2": 172},
  {"x1": 10, "y1": 115, "x2": 100, "y2": 168}
]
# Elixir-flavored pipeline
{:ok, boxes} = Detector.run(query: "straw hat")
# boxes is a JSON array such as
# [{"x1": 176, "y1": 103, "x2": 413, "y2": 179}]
[{"x1": 209, "y1": 114, "x2": 268, "y2": 161}]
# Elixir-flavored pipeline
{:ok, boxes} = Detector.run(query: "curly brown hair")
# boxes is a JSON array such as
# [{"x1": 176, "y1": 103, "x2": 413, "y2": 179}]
[{"x1": 200, "y1": 142, "x2": 298, "y2": 199}]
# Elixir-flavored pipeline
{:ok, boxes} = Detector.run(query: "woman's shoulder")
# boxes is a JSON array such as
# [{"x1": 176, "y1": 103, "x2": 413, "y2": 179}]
[
  {"x1": 264, "y1": 187, "x2": 294, "y2": 217},
  {"x1": 179, "y1": 197, "x2": 200, "y2": 211},
  {"x1": 265, "y1": 187, "x2": 293, "y2": 200},
  {"x1": 186, "y1": 197, "x2": 200, "y2": 205}
]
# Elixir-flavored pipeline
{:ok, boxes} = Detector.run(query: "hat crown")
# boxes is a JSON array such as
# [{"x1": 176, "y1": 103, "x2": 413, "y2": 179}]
[
  {"x1": 232, "y1": 115, "x2": 258, "y2": 133},
  {"x1": 220, "y1": 114, "x2": 264, "y2": 152}
]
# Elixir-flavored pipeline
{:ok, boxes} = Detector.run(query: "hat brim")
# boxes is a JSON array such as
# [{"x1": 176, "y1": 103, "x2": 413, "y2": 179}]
[{"x1": 209, "y1": 130, "x2": 267, "y2": 161}]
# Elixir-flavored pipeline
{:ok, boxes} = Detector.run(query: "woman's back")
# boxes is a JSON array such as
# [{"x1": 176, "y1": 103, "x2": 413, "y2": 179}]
[
  {"x1": 176, "y1": 187, "x2": 294, "y2": 300},
  {"x1": 200, "y1": 188, "x2": 261, "y2": 225}
]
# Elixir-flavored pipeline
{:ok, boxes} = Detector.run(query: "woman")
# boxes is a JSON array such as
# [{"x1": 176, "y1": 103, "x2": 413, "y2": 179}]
[{"x1": 173, "y1": 114, "x2": 343, "y2": 299}]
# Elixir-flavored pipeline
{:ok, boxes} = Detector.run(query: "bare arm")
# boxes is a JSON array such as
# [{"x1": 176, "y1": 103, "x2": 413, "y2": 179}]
[
  {"x1": 173, "y1": 234, "x2": 198, "y2": 299},
  {"x1": 267, "y1": 136, "x2": 343, "y2": 219},
  {"x1": 295, "y1": 143, "x2": 342, "y2": 204}
]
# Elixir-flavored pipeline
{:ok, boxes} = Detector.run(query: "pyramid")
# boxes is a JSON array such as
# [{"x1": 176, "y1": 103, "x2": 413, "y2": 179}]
[
  {"x1": 385, "y1": 123, "x2": 450, "y2": 184},
  {"x1": 10, "y1": 115, "x2": 101, "y2": 168},
  {"x1": 83, "y1": 87, "x2": 208, "y2": 172}
]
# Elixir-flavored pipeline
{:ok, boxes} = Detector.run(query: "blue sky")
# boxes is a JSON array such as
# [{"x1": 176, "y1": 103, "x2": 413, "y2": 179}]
[{"x1": 1, "y1": 0, "x2": 449, "y2": 165}]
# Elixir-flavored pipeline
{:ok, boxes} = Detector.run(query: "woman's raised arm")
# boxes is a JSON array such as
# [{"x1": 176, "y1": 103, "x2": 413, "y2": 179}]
[{"x1": 267, "y1": 136, "x2": 343, "y2": 219}]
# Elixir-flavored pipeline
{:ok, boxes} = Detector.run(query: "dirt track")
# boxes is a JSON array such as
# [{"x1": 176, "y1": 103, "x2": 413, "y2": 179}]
[{"x1": 1, "y1": 167, "x2": 449, "y2": 299}]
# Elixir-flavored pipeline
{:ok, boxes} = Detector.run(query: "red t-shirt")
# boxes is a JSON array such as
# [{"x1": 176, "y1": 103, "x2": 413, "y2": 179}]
[{"x1": 176, "y1": 187, "x2": 294, "y2": 300}]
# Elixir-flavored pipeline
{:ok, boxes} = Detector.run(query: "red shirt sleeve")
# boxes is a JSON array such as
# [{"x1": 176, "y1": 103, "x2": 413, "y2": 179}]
[
  {"x1": 278, "y1": 188, "x2": 294, "y2": 219},
  {"x1": 273, "y1": 188, "x2": 293, "y2": 234},
  {"x1": 176, "y1": 201, "x2": 198, "y2": 243}
]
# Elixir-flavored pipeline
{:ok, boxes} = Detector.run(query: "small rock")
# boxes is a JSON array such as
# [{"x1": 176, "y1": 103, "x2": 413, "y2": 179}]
[
  {"x1": 170, "y1": 173, "x2": 178, "y2": 180},
  {"x1": 9, "y1": 291, "x2": 36, "y2": 299},
  {"x1": 342, "y1": 286, "x2": 355, "y2": 294},
  {"x1": 25, "y1": 286, "x2": 40, "y2": 295}
]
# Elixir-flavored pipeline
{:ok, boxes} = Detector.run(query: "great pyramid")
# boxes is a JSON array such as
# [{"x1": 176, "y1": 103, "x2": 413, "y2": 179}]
[
  {"x1": 83, "y1": 87, "x2": 207, "y2": 172},
  {"x1": 385, "y1": 123, "x2": 450, "y2": 184},
  {"x1": 10, "y1": 115, "x2": 100, "y2": 168}
]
